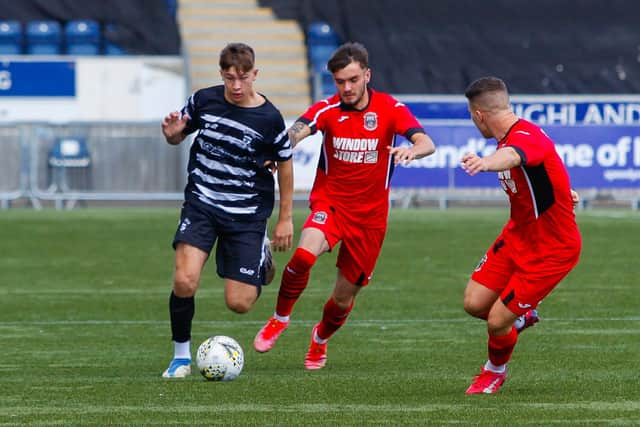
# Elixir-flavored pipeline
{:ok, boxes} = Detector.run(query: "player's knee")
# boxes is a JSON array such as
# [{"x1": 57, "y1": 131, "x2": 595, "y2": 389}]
[
  {"x1": 486, "y1": 318, "x2": 512, "y2": 336},
  {"x1": 463, "y1": 297, "x2": 488, "y2": 319},
  {"x1": 288, "y1": 247, "x2": 317, "y2": 273},
  {"x1": 173, "y1": 271, "x2": 199, "y2": 297},
  {"x1": 225, "y1": 297, "x2": 253, "y2": 314}
]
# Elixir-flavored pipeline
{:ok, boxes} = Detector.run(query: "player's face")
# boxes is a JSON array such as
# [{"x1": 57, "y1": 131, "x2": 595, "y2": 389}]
[
  {"x1": 221, "y1": 66, "x2": 257, "y2": 105},
  {"x1": 332, "y1": 62, "x2": 370, "y2": 109}
]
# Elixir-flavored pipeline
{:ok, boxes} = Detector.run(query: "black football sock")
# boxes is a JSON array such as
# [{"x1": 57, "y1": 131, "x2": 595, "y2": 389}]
[{"x1": 169, "y1": 291, "x2": 194, "y2": 343}]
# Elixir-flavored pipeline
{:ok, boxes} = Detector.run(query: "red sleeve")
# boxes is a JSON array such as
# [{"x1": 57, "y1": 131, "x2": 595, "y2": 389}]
[
  {"x1": 391, "y1": 98, "x2": 424, "y2": 139},
  {"x1": 510, "y1": 130, "x2": 552, "y2": 166}
]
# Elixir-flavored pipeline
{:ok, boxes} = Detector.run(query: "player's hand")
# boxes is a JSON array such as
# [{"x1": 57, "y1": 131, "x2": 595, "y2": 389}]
[
  {"x1": 271, "y1": 219, "x2": 293, "y2": 252},
  {"x1": 162, "y1": 111, "x2": 189, "y2": 144},
  {"x1": 460, "y1": 153, "x2": 487, "y2": 176},
  {"x1": 264, "y1": 160, "x2": 277, "y2": 175},
  {"x1": 388, "y1": 145, "x2": 416, "y2": 166},
  {"x1": 570, "y1": 189, "x2": 580, "y2": 207}
]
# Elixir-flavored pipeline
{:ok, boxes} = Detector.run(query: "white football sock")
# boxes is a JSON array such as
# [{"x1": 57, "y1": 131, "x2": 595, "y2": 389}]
[
  {"x1": 484, "y1": 360, "x2": 506, "y2": 374},
  {"x1": 174, "y1": 340, "x2": 191, "y2": 360},
  {"x1": 274, "y1": 313, "x2": 290, "y2": 322},
  {"x1": 314, "y1": 329, "x2": 328, "y2": 344}
]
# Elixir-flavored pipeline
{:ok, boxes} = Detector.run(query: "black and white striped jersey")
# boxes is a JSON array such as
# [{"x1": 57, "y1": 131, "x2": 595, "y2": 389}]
[{"x1": 180, "y1": 85, "x2": 291, "y2": 221}]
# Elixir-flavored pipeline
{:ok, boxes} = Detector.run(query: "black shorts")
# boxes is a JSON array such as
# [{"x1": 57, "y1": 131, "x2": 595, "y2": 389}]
[{"x1": 172, "y1": 202, "x2": 270, "y2": 287}]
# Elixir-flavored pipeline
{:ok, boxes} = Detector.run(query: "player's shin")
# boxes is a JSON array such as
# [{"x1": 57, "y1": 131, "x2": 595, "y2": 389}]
[
  {"x1": 275, "y1": 247, "x2": 317, "y2": 316},
  {"x1": 169, "y1": 291, "x2": 195, "y2": 344},
  {"x1": 487, "y1": 326, "x2": 518, "y2": 367},
  {"x1": 317, "y1": 298, "x2": 354, "y2": 340}
]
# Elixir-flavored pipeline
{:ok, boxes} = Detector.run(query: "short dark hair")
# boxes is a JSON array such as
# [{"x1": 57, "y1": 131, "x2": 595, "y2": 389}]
[
  {"x1": 464, "y1": 77, "x2": 508, "y2": 101},
  {"x1": 327, "y1": 42, "x2": 369, "y2": 73},
  {"x1": 219, "y1": 43, "x2": 255, "y2": 72}
]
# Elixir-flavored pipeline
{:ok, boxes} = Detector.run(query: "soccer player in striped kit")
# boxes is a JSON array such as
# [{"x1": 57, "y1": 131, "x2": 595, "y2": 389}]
[
  {"x1": 460, "y1": 76, "x2": 581, "y2": 394},
  {"x1": 254, "y1": 42, "x2": 436, "y2": 369},
  {"x1": 160, "y1": 43, "x2": 294, "y2": 378}
]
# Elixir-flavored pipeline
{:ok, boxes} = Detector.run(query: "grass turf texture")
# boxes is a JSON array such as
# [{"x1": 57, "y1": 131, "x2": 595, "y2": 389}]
[{"x1": 0, "y1": 208, "x2": 638, "y2": 426}]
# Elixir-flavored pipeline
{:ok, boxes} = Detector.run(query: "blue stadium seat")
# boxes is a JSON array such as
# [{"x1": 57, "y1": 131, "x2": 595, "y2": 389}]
[
  {"x1": 309, "y1": 44, "x2": 336, "y2": 72},
  {"x1": 0, "y1": 21, "x2": 23, "y2": 55},
  {"x1": 320, "y1": 70, "x2": 334, "y2": 96},
  {"x1": 103, "y1": 24, "x2": 128, "y2": 55},
  {"x1": 307, "y1": 22, "x2": 340, "y2": 46},
  {"x1": 26, "y1": 21, "x2": 62, "y2": 55},
  {"x1": 65, "y1": 20, "x2": 100, "y2": 55},
  {"x1": 48, "y1": 138, "x2": 91, "y2": 168},
  {"x1": 104, "y1": 42, "x2": 127, "y2": 55}
]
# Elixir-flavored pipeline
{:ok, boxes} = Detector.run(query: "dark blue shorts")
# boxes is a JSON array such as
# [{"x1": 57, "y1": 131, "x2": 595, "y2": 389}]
[{"x1": 173, "y1": 202, "x2": 270, "y2": 287}]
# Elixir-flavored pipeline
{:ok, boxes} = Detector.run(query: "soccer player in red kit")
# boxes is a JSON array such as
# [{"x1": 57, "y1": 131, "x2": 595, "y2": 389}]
[
  {"x1": 460, "y1": 77, "x2": 581, "y2": 394},
  {"x1": 253, "y1": 42, "x2": 436, "y2": 369}
]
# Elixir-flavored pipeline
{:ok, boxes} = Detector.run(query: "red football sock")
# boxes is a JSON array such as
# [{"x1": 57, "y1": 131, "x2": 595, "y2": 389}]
[
  {"x1": 316, "y1": 298, "x2": 354, "y2": 340},
  {"x1": 275, "y1": 247, "x2": 317, "y2": 316},
  {"x1": 488, "y1": 326, "x2": 518, "y2": 366}
]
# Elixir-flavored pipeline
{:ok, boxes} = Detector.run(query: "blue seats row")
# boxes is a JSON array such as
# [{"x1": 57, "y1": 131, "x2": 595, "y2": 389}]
[
  {"x1": 0, "y1": 20, "x2": 126, "y2": 55},
  {"x1": 306, "y1": 21, "x2": 341, "y2": 97}
]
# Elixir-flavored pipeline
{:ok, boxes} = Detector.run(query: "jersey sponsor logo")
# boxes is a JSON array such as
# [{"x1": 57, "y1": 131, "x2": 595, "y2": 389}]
[
  {"x1": 312, "y1": 211, "x2": 328, "y2": 224},
  {"x1": 474, "y1": 254, "x2": 487, "y2": 272},
  {"x1": 332, "y1": 137, "x2": 380, "y2": 164},
  {"x1": 498, "y1": 169, "x2": 517, "y2": 193},
  {"x1": 179, "y1": 218, "x2": 191, "y2": 233},
  {"x1": 338, "y1": 115, "x2": 349, "y2": 123},
  {"x1": 364, "y1": 151, "x2": 378, "y2": 163},
  {"x1": 364, "y1": 112, "x2": 378, "y2": 131}
]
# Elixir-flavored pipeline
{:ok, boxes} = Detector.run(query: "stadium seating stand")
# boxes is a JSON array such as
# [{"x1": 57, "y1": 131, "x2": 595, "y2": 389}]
[
  {"x1": 0, "y1": 21, "x2": 22, "y2": 55},
  {"x1": 26, "y1": 21, "x2": 62, "y2": 55},
  {"x1": 65, "y1": 20, "x2": 101, "y2": 56}
]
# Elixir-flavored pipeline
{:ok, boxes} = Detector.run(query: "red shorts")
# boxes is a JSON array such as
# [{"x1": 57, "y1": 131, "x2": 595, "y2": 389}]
[
  {"x1": 471, "y1": 232, "x2": 580, "y2": 315},
  {"x1": 303, "y1": 202, "x2": 386, "y2": 286}
]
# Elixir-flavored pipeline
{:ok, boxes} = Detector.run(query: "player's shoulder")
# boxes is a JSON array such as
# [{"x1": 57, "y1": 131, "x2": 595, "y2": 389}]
[
  {"x1": 190, "y1": 85, "x2": 225, "y2": 106},
  {"x1": 313, "y1": 93, "x2": 342, "y2": 109},
  {"x1": 260, "y1": 96, "x2": 285, "y2": 119},
  {"x1": 305, "y1": 94, "x2": 342, "y2": 118},
  {"x1": 512, "y1": 119, "x2": 550, "y2": 141},
  {"x1": 369, "y1": 89, "x2": 402, "y2": 106}
]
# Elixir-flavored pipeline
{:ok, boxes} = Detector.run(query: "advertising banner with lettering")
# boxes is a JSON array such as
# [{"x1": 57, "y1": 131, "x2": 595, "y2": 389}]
[
  {"x1": 392, "y1": 125, "x2": 640, "y2": 189},
  {"x1": 289, "y1": 120, "x2": 640, "y2": 191},
  {"x1": 0, "y1": 61, "x2": 76, "y2": 97},
  {"x1": 400, "y1": 96, "x2": 640, "y2": 126}
]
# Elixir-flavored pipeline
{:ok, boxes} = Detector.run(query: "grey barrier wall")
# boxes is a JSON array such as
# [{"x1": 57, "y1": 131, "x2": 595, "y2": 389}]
[
  {"x1": 1, "y1": 122, "x2": 188, "y2": 209},
  {"x1": 0, "y1": 124, "x2": 23, "y2": 208},
  {"x1": 1, "y1": 122, "x2": 637, "y2": 210}
]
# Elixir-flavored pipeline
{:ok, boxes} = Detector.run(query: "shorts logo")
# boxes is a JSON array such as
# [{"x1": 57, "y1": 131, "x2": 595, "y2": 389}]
[
  {"x1": 474, "y1": 254, "x2": 487, "y2": 272},
  {"x1": 240, "y1": 267, "x2": 255, "y2": 276},
  {"x1": 364, "y1": 112, "x2": 378, "y2": 131},
  {"x1": 517, "y1": 302, "x2": 532, "y2": 309},
  {"x1": 179, "y1": 218, "x2": 191, "y2": 233},
  {"x1": 312, "y1": 211, "x2": 328, "y2": 224}
]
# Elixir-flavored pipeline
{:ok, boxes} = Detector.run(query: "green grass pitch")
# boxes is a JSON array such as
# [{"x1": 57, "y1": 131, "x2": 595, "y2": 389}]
[{"x1": 0, "y1": 208, "x2": 638, "y2": 426}]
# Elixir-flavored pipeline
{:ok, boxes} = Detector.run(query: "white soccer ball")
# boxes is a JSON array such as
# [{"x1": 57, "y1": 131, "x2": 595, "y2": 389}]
[{"x1": 196, "y1": 335, "x2": 244, "y2": 381}]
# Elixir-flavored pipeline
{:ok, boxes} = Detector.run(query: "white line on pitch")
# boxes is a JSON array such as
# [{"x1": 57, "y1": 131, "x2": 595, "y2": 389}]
[{"x1": 0, "y1": 317, "x2": 638, "y2": 326}]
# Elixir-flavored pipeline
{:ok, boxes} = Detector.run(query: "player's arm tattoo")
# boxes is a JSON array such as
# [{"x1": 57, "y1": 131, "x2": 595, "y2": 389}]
[{"x1": 288, "y1": 121, "x2": 310, "y2": 148}]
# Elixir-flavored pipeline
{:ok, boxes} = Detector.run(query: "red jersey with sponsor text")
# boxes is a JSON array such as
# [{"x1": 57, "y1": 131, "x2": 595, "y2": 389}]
[
  {"x1": 498, "y1": 119, "x2": 581, "y2": 256},
  {"x1": 299, "y1": 89, "x2": 424, "y2": 228}
]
